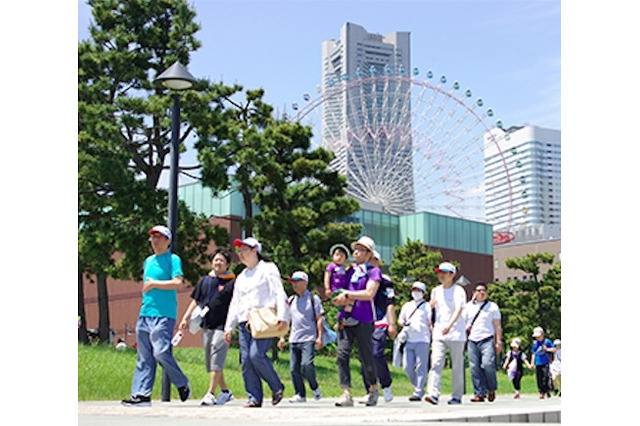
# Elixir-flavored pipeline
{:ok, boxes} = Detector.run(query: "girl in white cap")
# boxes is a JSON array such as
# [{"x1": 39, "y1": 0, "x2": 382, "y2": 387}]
[{"x1": 502, "y1": 338, "x2": 532, "y2": 399}]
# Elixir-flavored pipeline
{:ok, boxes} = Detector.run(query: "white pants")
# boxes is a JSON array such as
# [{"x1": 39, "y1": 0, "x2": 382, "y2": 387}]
[{"x1": 427, "y1": 340, "x2": 465, "y2": 400}]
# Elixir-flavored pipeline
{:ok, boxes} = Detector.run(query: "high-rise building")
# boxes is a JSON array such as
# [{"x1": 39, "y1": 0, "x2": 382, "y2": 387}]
[
  {"x1": 484, "y1": 125, "x2": 561, "y2": 242},
  {"x1": 321, "y1": 22, "x2": 415, "y2": 214}
]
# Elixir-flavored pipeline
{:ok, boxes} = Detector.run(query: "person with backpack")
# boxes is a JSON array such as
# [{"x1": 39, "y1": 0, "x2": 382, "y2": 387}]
[
  {"x1": 529, "y1": 326, "x2": 556, "y2": 399},
  {"x1": 178, "y1": 248, "x2": 236, "y2": 405},
  {"x1": 332, "y1": 236, "x2": 382, "y2": 407},
  {"x1": 358, "y1": 250, "x2": 396, "y2": 403},
  {"x1": 277, "y1": 271, "x2": 324, "y2": 403}
]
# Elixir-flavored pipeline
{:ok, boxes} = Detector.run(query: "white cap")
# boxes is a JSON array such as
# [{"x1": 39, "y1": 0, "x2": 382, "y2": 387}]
[
  {"x1": 411, "y1": 281, "x2": 427, "y2": 292},
  {"x1": 288, "y1": 271, "x2": 309, "y2": 282},
  {"x1": 532, "y1": 326, "x2": 544, "y2": 337},
  {"x1": 234, "y1": 237, "x2": 262, "y2": 253},
  {"x1": 149, "y1": 225, "x2": 171, "y2": 240},
  {"x1": 435, "y1": 262, "x2": 457, "y2": 274}
]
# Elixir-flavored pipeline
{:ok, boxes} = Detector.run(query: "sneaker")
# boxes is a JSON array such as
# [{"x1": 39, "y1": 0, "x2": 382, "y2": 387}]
[
  {"x1": 539, "y1": 393, "x2": 545, "y2": 399},
  {"x1": 272, "y1": 387, "x2": 285, "y2": 405},
  {"x1": 365, "y1": 389, "x2": 379, "y2": 406},
  {"x1": 383, "y1": 387, "x2": 393, "y2": 402},
  {"x1": 178, "y1": 384, "x2": 191, "y2": 402},
  {"x1": 289, "y1": 394, "x2": 306, "y2": 403},
  {"x1": 447, "y1": 398, "x2": 462, "y2": 405},
  {"x1": 409, "y1": 395, "x2": 421, "y2": 401},
  {"x1": 121, "y1": 395, "x2": 151, "y2": 407},
  {"x1": 335, "y1": 392, "x2": 354, "y2": 407},
  {"x1": 216, "y1": 390, "x2": 234, "y2": 405},
  {"x1": 514, "y1": 392, "x2": 520, "y2": 399},
  {"x1": 424, "y1": 395, "x2": 439, "y2": 405},
  {"x1": 201, "y1": 392, "x2": 217, "y2": 406},
  {"x1": 312, "y1": 388, "x2": 322, "y2": 401}
]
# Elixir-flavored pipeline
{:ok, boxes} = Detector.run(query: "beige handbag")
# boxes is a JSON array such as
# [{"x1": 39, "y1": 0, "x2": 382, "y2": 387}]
[{"x1": 247, "y1": 306, "x2": 288, "y2": 339}]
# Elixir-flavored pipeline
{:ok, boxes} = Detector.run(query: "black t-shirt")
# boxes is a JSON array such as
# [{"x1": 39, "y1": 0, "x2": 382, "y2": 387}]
[{"x1": 190, "y1": 274, "x2": 235, "y2": 330}]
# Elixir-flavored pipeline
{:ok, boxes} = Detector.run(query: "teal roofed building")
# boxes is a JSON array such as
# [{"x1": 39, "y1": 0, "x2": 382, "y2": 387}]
[{"x1": 179, "y1": 181, "x2": 494, "y2": 286}]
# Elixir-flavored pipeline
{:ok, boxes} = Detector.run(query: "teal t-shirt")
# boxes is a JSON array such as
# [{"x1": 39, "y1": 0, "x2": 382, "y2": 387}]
[{"x1": 140, "y1": 252, "x2": 183, "y2": 319}]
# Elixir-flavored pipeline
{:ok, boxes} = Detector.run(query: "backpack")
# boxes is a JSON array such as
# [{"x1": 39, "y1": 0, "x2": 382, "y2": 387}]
[{"x1": 372, "y1": 271, "x2": 395, "y2": 321}]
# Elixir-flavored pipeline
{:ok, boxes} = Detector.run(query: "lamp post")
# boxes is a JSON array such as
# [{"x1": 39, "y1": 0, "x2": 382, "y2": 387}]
[
  {"x1": 154, "y1": 61, "x2": 198, "y2": 252},
  {"x1": 153, "y1": 61, "x2": 197, "y2": 401}
]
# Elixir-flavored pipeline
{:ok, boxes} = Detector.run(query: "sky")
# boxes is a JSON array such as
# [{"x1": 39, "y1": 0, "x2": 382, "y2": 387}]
[{"x1": 77, "y1": 0, "x2": 561, "y2": 132}]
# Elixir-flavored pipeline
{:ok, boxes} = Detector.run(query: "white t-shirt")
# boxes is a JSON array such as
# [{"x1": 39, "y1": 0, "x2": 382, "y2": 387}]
[
  {"x1": 430, "y1": 284, "x2": 467, "y2": 341},
  {"x1": 398, "y1": 299, "x2": 431, "y2": 343},
  {"x1": 464, "y1": 300, "x2": 501, "y2": 342}
]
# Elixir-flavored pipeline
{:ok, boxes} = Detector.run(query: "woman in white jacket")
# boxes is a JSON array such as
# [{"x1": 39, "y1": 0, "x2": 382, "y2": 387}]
[{"x1": 224, "y1": 237, "x2": 289, "y2": 408}]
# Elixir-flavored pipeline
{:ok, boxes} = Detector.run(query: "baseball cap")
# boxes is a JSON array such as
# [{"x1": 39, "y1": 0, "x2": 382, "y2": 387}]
[
  {"x1": 435, "y1": 262, "x2": 457, "y2": 274},
  {"x1": 287, "y1": 271, "x2": 309, "y2": 282},
  {"x1": 149, "y1": 225, "x2": 172, "y2": 240},
  {"x1": 329, "y1": 243, "x2": 350, "y2": 257},
  {"x1": 411, "y1": 281, "x2": 427, "y2": 292},
  {"x1": 532, "y1": 326, "x2": 544, "y2": 337},
  {"x1": 351, "y1": 236, "x2": 376, "y2": 252},
  {"x1": 510, "y1": 337, "x2": 521, "y2": 348},
  {"x1": 372, "y1": 250, "x2": 381, "y2": 261},
  {"x1": 553, "y1": 339, "x2": 561, "y2": 346},
  {"x1": 234, "y1": 237, "x2": 262, "y2": 254}
]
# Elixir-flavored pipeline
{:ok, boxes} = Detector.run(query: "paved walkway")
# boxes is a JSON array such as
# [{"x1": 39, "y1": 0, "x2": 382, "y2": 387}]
[{"x1": 78, "y1": 394, "x2": 561, "y2": 425}]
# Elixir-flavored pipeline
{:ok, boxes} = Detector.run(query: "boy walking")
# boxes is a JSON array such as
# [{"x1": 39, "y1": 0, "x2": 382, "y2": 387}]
[{"x1": 278, "y1": 271, "x2": 324, "y2": 402}]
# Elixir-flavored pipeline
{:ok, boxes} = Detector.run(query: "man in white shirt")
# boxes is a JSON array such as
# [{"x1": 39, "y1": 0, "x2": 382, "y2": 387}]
[
  {"x1": 424, "y1": 262, "x2": 467, "y2": 405},
  {"x1": 465, "y1": 282, "x2": 503, "y2": 402}
]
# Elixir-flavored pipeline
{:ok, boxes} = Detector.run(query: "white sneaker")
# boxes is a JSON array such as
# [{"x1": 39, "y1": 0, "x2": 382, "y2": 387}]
[
  {"x1": 383, "y1": 387, "x2": 393, "y2": 402},
  {"x1": 289, "y1": 394, "x2": 306, "y2": 403},
  {"x1": 216, "y1": 390, "x2": 233, "y2": 405},
  {"x1": 335, "y1": 392, "x2": 354, "y2": 407},
  {"x1": 200, "y1": 392, "x2": 216, "y2": 406},
  {"x1": 312, "y1": 388, "x2": 322, "y2": 400}
]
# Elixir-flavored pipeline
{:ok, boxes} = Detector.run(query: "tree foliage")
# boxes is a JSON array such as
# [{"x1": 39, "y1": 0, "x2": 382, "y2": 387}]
[
  {"x1": 490, "y1": 253, "x2": 561, "y2": 351},
  {"x1": 78, "y1": 0, "x2": 230, "y2": 341}
]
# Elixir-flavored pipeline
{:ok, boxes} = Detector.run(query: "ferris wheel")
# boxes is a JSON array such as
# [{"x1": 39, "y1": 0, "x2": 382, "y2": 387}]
[{"x1": 288, "y1": 67, "x2": 514, "y2": 244}]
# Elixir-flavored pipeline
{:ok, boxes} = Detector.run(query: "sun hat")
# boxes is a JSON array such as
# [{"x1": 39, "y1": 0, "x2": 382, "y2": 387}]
[
  {"x1": 329, "y1": 243, "x2": 350, "y2": 257},
  {"x1": 435, "y1": 262, "x2": 456, "y2": 274},
  {"x1": 287, "y1": 271, "x2": 309, "y2": 282},
  {"x1": 149, "y1": 225, "x2": 172, "y2": 240},
  {"x1": 372, "y1": 250, "x2": 381, "y2": 261},
  {"x1": 233, "y1": 237, "x2": 262, "y2": 254},
  {"x1": 350, "y1": 236, "x2": 376, "y2": 252}
]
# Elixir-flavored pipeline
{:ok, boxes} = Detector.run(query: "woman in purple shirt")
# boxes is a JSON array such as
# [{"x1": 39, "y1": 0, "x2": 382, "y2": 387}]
[{"x1": 332, "y1": 236, "x2": 382, "y2": 407}]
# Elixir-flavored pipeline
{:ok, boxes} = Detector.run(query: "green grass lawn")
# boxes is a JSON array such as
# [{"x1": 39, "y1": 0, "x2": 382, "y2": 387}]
[{"x1": 78, "y1": 343, "x2": 540, "y2": 401}]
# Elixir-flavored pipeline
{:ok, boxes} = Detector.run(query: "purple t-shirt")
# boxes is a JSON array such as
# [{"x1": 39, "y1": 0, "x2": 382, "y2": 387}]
[
  {"x1": 344, "y1": 264, "x2": 382, "y2": 323},
  {"x1": 326, "y1": 262, "x2": 349, "y2": 292}
]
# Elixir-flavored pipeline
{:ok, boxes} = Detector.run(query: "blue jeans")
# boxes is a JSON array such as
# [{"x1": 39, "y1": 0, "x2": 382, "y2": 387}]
[
  {"x1": 361, "y1": 326, "x2": 392, "y2": 391},
  {"x1": 131, "y1": 317, "x2": 189, "y2": 397},
  {"x1": 289, "y1": 341, "x2": 319, "y2": 397},
  {"x1": 468, "y1": 336, "x2": 498, "y2": 397},
  {"x1": 238, "y1": 322, "x2": 284, "y2": 404}
]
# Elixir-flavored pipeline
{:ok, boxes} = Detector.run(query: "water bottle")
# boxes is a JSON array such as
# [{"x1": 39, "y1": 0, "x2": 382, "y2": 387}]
[{"x1": 171, "y1": 331, "x2": 183, "y2": 347}]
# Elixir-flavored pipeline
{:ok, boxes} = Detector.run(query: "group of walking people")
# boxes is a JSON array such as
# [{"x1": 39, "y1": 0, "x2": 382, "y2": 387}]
[{"x1": 120, "y1": 225, "x2": 560, "y2": 408}]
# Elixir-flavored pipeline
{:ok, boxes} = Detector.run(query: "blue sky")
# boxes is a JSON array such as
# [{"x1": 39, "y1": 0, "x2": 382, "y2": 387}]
[{"x1": 77, "y1": 0, "x2": 561, "y2": 131}]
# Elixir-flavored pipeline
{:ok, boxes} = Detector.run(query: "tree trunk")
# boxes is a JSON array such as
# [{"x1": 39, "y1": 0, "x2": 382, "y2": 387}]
[
  {"x1": 78, "y1": 268, "x2": 89, "y2": 344},
  {"x1": 97, "y1": 274, "x2": 111, "y2": 343}
]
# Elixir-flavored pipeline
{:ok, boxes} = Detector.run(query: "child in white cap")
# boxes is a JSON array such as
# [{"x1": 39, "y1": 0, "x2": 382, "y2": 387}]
[{"x1": 502, "y1": 337, "x2": 532, "y2": 399}]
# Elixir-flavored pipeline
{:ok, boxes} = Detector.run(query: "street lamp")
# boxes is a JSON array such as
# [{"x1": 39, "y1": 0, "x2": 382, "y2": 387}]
[
  {"x1": 153, "y1": 61, "x2": 197, "y2": 402},
  {"x1": 154, "y1": 61, "x2": 198, "y2": 253}
]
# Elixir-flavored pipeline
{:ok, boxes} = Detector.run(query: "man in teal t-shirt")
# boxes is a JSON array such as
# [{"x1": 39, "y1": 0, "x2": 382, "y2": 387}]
[{"x1": 122, "y1": 225, "x2": 191, "y2": 407}]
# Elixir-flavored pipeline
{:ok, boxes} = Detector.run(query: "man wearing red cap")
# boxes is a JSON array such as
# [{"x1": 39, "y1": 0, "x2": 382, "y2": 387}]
[
  {"x1": 122, "y1": 225, "x2": 191, "y2": 407},
  {"x1": 424, "y1": 261, "x2": 466, "y2": 406}
]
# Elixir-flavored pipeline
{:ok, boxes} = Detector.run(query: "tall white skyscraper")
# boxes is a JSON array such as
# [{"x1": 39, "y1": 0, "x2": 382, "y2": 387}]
[
  {"x1": 321, "y1": 22, "x2": 414, "y2": 214},
  {"x1": 485, "y1": 125, "x2": 561, "y2": 241}
]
